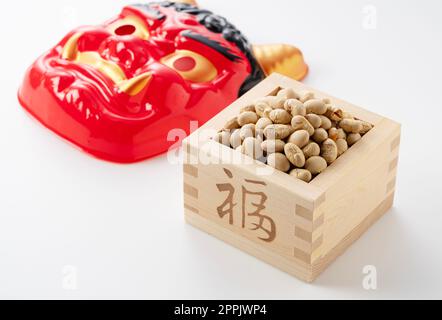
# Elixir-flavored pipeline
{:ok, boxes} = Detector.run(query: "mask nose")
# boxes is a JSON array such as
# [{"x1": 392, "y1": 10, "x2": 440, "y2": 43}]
[{"x1": 100, "y1": 36, "x2": 154, "y2": 73}]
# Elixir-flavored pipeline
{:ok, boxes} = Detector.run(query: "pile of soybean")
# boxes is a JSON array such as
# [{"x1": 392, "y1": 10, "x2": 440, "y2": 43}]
[{"x1": 214, "y1": 88, "x2": 373, "y2": 183}]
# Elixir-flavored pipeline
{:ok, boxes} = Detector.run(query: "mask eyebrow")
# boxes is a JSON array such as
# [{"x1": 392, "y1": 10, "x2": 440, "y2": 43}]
[
  {"x1": 182, "y1": 31, "x2": 241, "y2": 62},
  {"x1": 131, "y1": 4, "x2": 166, "y2": 20}
]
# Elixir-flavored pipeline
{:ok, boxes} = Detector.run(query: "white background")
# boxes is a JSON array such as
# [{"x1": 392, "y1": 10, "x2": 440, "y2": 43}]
[{"x1": 1, "y1": 0, "x2": 441, "y2": 299}]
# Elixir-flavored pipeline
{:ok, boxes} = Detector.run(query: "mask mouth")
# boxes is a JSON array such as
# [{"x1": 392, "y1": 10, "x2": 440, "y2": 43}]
[{"x1": 61, "y1": 32, "x2": 152, "y2": 96}]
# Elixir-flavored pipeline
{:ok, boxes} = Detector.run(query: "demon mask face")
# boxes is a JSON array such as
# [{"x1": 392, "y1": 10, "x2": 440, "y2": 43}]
[{"x1": 19, "y1": 1, "x2": 307, "y2": 163}]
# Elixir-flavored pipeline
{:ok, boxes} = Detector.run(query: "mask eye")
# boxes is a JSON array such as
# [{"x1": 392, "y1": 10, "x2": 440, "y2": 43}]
[
  {"x1": 161, "y1": 50, "x2": 218, "y2": 83},
  {"x1": 108, "y1": 15, "x2": 150, "y2": 40}
]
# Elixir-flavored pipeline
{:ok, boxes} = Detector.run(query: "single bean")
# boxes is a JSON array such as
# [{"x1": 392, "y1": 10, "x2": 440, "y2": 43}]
[
  {"x1": 256, "y1": 117, "x2": 273, "y2": 131},
  {"x1": 269, "y1": 109, "x2": 292, "y2": 124},
  {"x1": 256, "y1": 96, "x2": 285, "y2": 109},
  {"x1": 277, "y1": 88, "x2": 300, "y2": 100},
  {"x1": 261, "y1": 139, "x2": 285, "y2": 153},
  {"x1": 224, "y1": 116, "x2": 240, "y2": 130},
  {"x1": 321, "y1": 139, "x2": 338, "y2": 164},
  {"x1": 306, "y1": 114, "x2": 322, "y2": 128},
  {"x1": 313, "y1": 128, "x2": 329, "y2": 143},
  {"x1": 288, "y1": 130, "x2": 310, "y2": 148},
  {"x1": 238, "y1": 111, "x2": 259, "y2": 126},
  {"x1": 240, "y1": 104, "x2": 256, "y2": 113},
  {"x1": 267, "y1": 153, "x2": 291, "y2": 172},
  {"x1": 300, "y1": 92, "x2": 315, "y2": 103},
  {"x1": 255, "y1": 102, "x2": 272, "y2": 118},
  {"x1": 290, "y1": 169, "x2": 312, "y2": 183},
  {"x1": 360, "y1": 121, "x2": 373, "y2": 134},
  {"x1": 242, "y1": 137, "x2": 264, "y2": 160},
  {"x1": 291, "y1": 116, "x2": 315, "y2": 136},
  {"x1": 304, "y1": 99, "x2": 327, "y2": 115},
  {"x1": 302, "y1": 142, "x2": 321, "y2": 158},
  {"x1": 263, "y1": 124, "x2": 293, "y2": 140},
  {"x1": 343, "y1": 112, "x2": 355, "y2": 120},
  {"x1": 328, "y1": 127, "x2": 338, "y2": 141},
  {"x1": 324, "y1": 106, "x2": 344, "y2": 121},
  {"x1": 284, "y1": 143, "x2": 306, "y2": 167},
  {"x1": 347, "y1": 133, "x2": 362, "y2": 146},
  {"x1": 213, "y1": 131, "x2": 231, "y2": 146},
  {"x1": 305, "y1": 156, "x2": 328, "y2": 175},
  {"x1": 337, "y1": 128, "x2": 347, "y2": 140},
  {"x1": 319, "y1": 115, "x2": 332, "y2": 130},
  {"x1": 284, "y1": 99, "x2": 306, "y2": 116},
  {"x1": 336, "y1": 138, "x2": 348, "y2": 156},
  {"x1": 230, "y1": 129, "x2": 242, "y2": 149},
  {"x1": 340, "y1": 119, "x2": 363, "y2": 134},
  {"x1": 240, "y1": 124, "x2": 256, "y2": 140}
]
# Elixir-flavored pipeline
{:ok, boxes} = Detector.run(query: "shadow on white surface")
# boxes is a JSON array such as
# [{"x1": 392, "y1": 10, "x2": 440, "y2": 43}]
[{"x1": 183, "y1": 206, "x2": 419, "y2": 299}]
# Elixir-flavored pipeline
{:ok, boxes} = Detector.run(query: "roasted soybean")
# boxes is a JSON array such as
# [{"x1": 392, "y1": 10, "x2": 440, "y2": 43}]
[
  {"x1": 219, "y1": 89, "x2": 373, "y2": 183},
  {"x1": 267, "y1": 153, "x2": 291, "y2": 172}
]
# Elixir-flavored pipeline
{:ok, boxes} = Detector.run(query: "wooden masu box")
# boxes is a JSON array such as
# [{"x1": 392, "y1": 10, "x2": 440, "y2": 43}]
[{"x1": 182, "y1": 74, "x2": 401, "y2": 282}]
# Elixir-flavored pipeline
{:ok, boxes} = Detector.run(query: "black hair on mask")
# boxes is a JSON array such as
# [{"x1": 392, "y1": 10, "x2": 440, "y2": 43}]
[{"x1": 132, "y1": 1, "x2": 266, "y2": 96}]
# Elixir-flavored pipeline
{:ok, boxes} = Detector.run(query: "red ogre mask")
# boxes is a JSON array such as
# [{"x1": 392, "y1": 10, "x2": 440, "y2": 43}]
[{"x1": 19, "y1": 2, "x2": 306, "y2": 163}]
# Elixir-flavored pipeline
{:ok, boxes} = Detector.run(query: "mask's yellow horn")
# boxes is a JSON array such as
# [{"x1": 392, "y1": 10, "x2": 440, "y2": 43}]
[{"x1": 253, "y1": 44, "x2": 308, "y2": 81}]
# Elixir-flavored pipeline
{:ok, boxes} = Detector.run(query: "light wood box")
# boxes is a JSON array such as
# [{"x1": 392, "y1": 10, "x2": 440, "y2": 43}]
[{"x1": 183, "y1": 73, "x2": 401, "y2": 282}]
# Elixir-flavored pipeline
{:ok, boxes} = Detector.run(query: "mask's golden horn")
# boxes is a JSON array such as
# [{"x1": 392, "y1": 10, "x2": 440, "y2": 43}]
[
  {"x1": 172, "y1": 0, "x2": 198, "y2": 6},
  {"x1": 118, "y1": 72, "x2": 152, "y2": 96},
  {"x1": 253, "y1": 44, "x2": 308, "y2": 81},
  {"x1": 62, "y1": 32, "x2": 82, "y2": 60}
]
